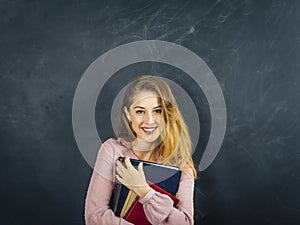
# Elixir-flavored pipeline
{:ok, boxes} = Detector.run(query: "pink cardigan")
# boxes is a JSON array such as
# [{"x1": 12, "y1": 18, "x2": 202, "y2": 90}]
[{"x1": 85, "y1": 138, "x2": 194, "y2": 225}]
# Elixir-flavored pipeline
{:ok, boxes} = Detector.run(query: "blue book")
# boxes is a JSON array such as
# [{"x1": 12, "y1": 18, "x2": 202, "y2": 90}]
[{"x1": 110, "y1": 157, "x2": 182, "y2": 217}]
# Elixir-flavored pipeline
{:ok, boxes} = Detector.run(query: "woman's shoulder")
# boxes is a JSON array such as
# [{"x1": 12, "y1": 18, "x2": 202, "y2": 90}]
[
  {"x1": 102, "y1": 137, "x2": 131, "y2": 149},
  {"x1": 100, "y1": 137, "x2": 132, "y2": 158}
]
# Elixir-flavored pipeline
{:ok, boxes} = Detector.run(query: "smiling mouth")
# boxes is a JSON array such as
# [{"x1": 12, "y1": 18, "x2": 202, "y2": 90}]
[{"x1": 141, "y1": 127, "x2": 157, "y2": 134}]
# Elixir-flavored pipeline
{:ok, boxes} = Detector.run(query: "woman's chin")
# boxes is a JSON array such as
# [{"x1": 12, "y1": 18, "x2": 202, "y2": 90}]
[{"x1": 139, "y1": 134, "x2": 161, "y2": 145}]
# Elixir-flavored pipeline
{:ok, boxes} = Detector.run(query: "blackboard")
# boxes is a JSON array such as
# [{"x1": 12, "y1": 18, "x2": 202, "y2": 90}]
[{"x1": 1, "y1": 0, "x2": 299, "y2": 224}]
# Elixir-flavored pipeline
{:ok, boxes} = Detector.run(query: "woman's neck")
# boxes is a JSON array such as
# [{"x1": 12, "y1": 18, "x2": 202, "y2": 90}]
[{"x1": 131, "y1": 139, "x2": 159, "y2": 162}]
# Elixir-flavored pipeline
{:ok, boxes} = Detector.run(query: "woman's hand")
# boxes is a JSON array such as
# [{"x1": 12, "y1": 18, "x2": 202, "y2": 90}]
[{"x1": 116, "y1": 157, "x2": 151, "y2": 198}]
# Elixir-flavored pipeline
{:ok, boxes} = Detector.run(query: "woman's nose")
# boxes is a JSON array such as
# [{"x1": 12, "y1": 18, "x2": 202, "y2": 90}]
[{"x1": 144, "y1": 112, "x2": 155, "y2": 124}]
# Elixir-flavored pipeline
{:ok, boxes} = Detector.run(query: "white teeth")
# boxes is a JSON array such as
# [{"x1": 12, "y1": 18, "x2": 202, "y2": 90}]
[{"x1": 142, "y1": 127, "x2": 156, "y2": 132}]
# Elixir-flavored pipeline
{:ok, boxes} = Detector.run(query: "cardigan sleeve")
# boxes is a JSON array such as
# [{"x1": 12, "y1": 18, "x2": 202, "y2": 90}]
[
  {"x1": 138, "y1": 167, "x2": 195, "y2": 225},
  {"x1": 84, "y1": 140, "x2": 133, "y2": 225}
]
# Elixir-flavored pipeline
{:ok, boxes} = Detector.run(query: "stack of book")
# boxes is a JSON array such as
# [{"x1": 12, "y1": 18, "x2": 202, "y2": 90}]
[{"x1": 110, "y1": 157, "x2": 181, "y2": 225}]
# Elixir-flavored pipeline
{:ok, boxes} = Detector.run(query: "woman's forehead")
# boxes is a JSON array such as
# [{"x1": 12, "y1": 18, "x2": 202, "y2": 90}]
[{"x1": 131, "y1": 90, "x2": 160, "y2": 106}]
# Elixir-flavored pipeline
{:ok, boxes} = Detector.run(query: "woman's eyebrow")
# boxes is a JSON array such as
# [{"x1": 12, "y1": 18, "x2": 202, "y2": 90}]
[
  {"x1": 133, "y1": 105, "x2": 162, "y2": 109},
  {"x1": 133, "y1": 106, "x2": 145, "y2": 109}
]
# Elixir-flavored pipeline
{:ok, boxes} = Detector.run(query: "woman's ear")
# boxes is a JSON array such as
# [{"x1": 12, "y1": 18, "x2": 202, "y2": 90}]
[{"x1": 123, "y1": 107, "x2": 131, "y2": 122}]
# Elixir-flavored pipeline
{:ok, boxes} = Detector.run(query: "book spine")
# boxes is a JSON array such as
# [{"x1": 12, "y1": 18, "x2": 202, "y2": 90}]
[{"x1": 112, "y1": 182, "x2": 122, "y2": 213}]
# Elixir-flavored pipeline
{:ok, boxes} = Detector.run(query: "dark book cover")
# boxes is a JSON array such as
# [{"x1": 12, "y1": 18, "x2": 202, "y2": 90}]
[{"x1": 110, "y1": 157, "x2": 182, "y2": 217}]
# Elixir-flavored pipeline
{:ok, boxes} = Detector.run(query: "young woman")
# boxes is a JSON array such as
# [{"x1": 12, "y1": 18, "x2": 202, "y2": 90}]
[{"x1": 85, "y1": 75, "x2": 197, "y2": 225}]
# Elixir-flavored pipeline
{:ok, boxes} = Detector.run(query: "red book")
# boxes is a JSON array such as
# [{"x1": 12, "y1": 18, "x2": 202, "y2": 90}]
[{"x1": 124, "y1": 182, "x2": 179, "y2": 225}]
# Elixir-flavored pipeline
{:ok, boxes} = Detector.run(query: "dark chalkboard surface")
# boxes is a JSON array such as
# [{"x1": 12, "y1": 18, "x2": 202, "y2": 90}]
[{"x1": 1, "y1": 0, "x2": 300, "y2": 224}]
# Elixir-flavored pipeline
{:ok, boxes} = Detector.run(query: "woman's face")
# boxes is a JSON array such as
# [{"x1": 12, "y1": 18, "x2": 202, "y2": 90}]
[{"x1": 124, "y1": 90, "x2": 162, "y2": 144}]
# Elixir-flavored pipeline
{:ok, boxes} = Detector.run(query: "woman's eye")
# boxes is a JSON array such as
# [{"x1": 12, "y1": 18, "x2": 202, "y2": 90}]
[
  {"x1": 154, "y1": 109, "x2": 162, "y2": 114},
  {"x1": 136, "y1": 110, "x2": 144, "y2": 114}
]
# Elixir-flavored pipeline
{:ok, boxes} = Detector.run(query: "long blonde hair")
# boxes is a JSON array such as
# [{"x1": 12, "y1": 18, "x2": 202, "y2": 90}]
[{"x1": 117, "y1": 75, "x2": 197, "y2": 179}]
